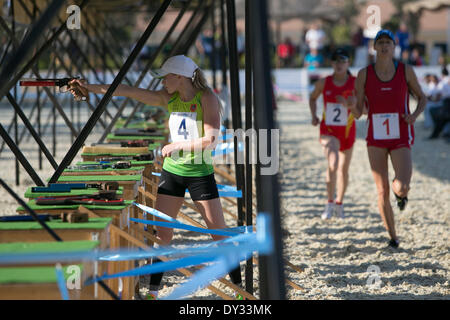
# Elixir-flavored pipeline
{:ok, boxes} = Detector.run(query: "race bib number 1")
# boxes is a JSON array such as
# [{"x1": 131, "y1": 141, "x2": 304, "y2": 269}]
[
  {"x1": 372, "y1": 113, "x2": 400, "y2": 140},
  {"x1": 325, "y1": 103, "x2": 347, "y2": 126},
  {"x1": 169, "y1": 112, "x2": 199, "y2": 142}
]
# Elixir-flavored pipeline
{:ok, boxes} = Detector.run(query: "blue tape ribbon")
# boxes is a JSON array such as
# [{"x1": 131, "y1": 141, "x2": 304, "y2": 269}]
[
  {"x1": 130, "y1": 202, "x2": 253, "y2": 236},
  {"x1": 217, "y1": 184, "x2": 237, "y2": 191},
  {"x1": 133, "y1": 203, "x2": 179, "y2": 223},
  {"x1": 0, "y1": 233, "x2": 255, "y2": 265},
  {"x1": 0, "y1": 213, "x2": 273, "y2": 299},
  {"x1": 182, "y1": 188, "x2": 242, "y2": 198},
  {"x1": 89, "y1": 238, "x2": 259, "y2": 286},
  {"x1": 55, "y1": 264, "x2": 70, "y2": 301},
  {"x1": 163, "y1": 254, "x2": 241, "y2": 300},
  {"x1": 162, "y1": 214, "x2": 273, "y2": 300},
  {"x1": 212, "y1": 142, "x2": 244, "y2": 157},
  {"x1": 219, "y1": 133, "x2": 233, "y2": 141},
  {"x1": 87, "y1": 254, "x2": 218, "y2": 285},
  {"x1": 133, "y1": 203, "x2": 250, "y2": 232},
  {"x1": 129, "y1": 217, "x2": 242, "y2": 237}
]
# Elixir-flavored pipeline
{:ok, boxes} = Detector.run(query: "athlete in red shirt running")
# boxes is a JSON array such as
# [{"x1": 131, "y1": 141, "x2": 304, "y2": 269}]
[
  {"x1": 309, "y1": 49, "x2": 357, "y2": 220},
  {"x1": 350, "y1": 30, "x2": 427, "y2": 248}
]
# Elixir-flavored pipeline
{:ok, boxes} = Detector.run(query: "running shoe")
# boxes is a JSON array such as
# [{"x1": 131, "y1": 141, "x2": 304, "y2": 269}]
[
  {"x1": 321, "y1": 203, "x2": 334, "y2": 220},
  {"x1": 334, "y1": 203, "x2": 345, "y2": 218},
  {"x1": 388, "y1": 239, "x2": 400, "y2": 248},
  {"x1": 394, "y1": 193, "x2": 408, "y2": 211}
]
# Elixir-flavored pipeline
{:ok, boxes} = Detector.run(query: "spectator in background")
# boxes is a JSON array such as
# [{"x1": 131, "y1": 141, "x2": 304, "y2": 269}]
[
  {"x1": 395, "y1": 23, "x2": 410, "y2": 56},
  {"x1": 352, "y1": 27, "x2": 364, "y2": 47},
  {"x1": 195, "y1": 29, "x2": 215, "y2": 69},
  {"x1": 401, "y1": 49, "x2": 410, "y2": 65},
  {"x1": 277, "y1": 37, "x2": 296, "y2": 68},
  {"x1": 299, "y1": 29, "x2": 308, "y2": 57},
  {"x1": 304, "y1": 47, "x2": 324, "y2": 70},
  {"x1": 236, "y1": 28, "x2": 245, "y2": 62},
  {"x1": 409, "y1": 48, "x2": 423, "y2": 66},
  {"x1": 306, "y1": 23, "x2": 326, "y2": 53},
  {"x1": 429, "y1": 68, "x2": 450, "y2": 139},
  {"x1": 423, "y1": 74, "x2": 441, "y2": 129}
]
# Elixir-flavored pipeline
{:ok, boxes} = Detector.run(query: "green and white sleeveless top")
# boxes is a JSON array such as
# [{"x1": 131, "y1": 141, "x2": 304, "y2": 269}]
[{"x1": 163, "y1": 90, "x2": 214, "y2": 177}]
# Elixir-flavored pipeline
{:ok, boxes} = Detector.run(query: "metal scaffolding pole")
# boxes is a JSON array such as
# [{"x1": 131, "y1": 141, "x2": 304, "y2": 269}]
[
  {"x1": 20, "y1": 0, "x2": 120, "y2": 118},
  {"x1": 244, "y1": 0, "x2": 253, "y2": 295},
  {"x1": 0, "y1": 0, "x2": 66, "y2": 100},
  {"x1": 96, "y1": 0, "x2": 193, "y2": 143},
  {"x1": 250, "y1": 0, "x2": 286, "y2": 300},
  {"x1": 121, "y1": 0, "x2": 207, "y2": 128},
  {"x1": 0, "y1": 14, "x2": 80, "y2": 138},
  {"x1": 225, "y1": 0, "x2": 246, "y2": 226},
  {"x1": 0, "y1": 123, "x2": 45, "y2": 186},
  {"x1": 48, "y1": 0, "x2": 173, "y2": 184}
]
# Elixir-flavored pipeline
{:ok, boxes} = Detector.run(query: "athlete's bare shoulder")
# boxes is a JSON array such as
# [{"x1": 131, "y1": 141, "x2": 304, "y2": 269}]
[{"x1": 355, "y1": 67, "x2": 368, "y2": 89}]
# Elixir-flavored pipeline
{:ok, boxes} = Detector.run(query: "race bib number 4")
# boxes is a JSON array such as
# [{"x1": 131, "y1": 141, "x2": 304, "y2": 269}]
[
  {"x1": 325, "y1": 103, "x2": 347, "y2": 126},
  {"x1": 373, "y1": 113, "x2": 400, "y2": 140},
  {"x1": 169, "y1": 112, "x2": 199, "y2": 142}
]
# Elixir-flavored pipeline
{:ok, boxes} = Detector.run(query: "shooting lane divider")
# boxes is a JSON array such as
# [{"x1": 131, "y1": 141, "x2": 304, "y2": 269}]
[
  {"x1": 163, "y1": 214, "x2": 273, "y2": 299},
  {"x1": 0, "y1": 214, "x2": 272, "y2": 300},
  {"x1": 133, "y1": 202, "x2": 250, "y2": 234},
  {"x1": 88, "y1": 214, "x2": 271, "y2": 292},
  {"x1": 131, "y1": 203, "x2": 251, "y2": 235},
  {"x1": 129, "y1": 218, "x2": 244, "y2": 237},
  {"x1": 0, "y1": 234, "x2": 253, "y2": 265}
]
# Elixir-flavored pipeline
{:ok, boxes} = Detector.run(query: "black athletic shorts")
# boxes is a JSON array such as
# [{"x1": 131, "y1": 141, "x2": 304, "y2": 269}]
[{"x1": 157, "y1": 169, "x2": 219, "y2": 201}]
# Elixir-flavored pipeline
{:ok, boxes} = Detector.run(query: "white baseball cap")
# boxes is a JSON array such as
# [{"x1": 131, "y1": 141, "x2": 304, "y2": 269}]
[{"x1": 150, "y1": 55, "x2": 198, "y2": 79}]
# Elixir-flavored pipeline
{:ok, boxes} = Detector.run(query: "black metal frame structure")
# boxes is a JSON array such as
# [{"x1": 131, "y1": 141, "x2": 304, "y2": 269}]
[{"x1": 0, "y1": 0, "x2": 285, "y2": 300}]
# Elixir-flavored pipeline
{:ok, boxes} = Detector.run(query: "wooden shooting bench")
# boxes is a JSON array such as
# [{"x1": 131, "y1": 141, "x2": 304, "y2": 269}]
[
  {"x1": 16, "y1": 200, "x2": 134, "y2": 230},
  {"x1": 0, "y1": 216, "x2": 112, "y2": 246},
  {"x1": 114, "y1": 119, "x2": 167, "y2": 130},
  {"x1": 62, "y1": 166, "x2": 146, "y2": 176},
  {"x1": 76, "y1": 161, "x2": 155, "y2": 185},
  {"x1": 13, "y1": 202, "x2": 140, "y2": 300},
  {"x1": 80, "y1": 144, "x2": 161, "y2": 162},
  {"x1": 105, "y1": 134, "x2": 166, "y2": 145},
  {"x1": 0, "y1": 218, "x2": 113, "y2": 300},
  {"x1": 0, "y1": 240, "x2": 100, "y2": 300},
  {"x1": 51, "y1": 175, "x2": 143, "y2": 200},
  {"x1": 24, "y1": 186, "x2": 125, "y2": 199}
]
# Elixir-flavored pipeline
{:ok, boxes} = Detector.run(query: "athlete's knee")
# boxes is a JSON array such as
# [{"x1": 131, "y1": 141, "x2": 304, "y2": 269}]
[
  {"x1": 392, "y1": 179, "x2": 409, "y2": 196},
  {"x1": 328, "y1": 160, "x2": 338, "y2": 172},
  {"x1": 327, "y1": 152, "x2": 339, "y2": 172},
  {"x1": 338, "y1": 167, "x2": 349, "y2": 179}
]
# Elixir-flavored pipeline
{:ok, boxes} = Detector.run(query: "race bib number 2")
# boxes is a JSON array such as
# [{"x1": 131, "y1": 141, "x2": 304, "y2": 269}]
[
  {"x1": 169, "y1": 112, "x2": 199, "y2": 142},
  {"x1": 325, "y1": 103, "x2": 347, "y2": 126},
  {"x1": 373, "y1": 113, "x2": 400, "y2": 140}
]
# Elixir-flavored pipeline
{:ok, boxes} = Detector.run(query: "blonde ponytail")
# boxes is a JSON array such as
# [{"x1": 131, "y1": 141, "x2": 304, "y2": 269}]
[{"x1": 192, "y1": 68, "x2": 224, "y2": 120}]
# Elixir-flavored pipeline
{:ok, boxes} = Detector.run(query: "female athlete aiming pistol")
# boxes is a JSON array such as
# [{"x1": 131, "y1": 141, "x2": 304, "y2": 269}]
[{"x1": 69, "y1": 55, "x2": 244, "y2": 299}]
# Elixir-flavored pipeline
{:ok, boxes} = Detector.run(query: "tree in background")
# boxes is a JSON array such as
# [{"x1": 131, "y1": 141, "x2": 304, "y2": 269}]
[{"x1": 385, "y1": 0, "x2": 422, "y2": 43}]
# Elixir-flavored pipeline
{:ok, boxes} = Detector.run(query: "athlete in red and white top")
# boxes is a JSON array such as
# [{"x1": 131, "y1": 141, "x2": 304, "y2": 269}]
[
  {"x1": 309, "y1": 48, "x2": 358, "y2": 220},
  {"x1": 350, "y1": 30, "x2": 427, "y2": 248}
]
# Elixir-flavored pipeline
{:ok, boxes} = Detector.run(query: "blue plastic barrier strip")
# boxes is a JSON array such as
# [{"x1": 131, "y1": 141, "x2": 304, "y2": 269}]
[
  {"x1": 129, "y1": 217, "x2": 242, "y2": 237},
  {"x1": 55, "y1": 264, "x2": 70, "y2": 301},
  {"x1": 163, "y1": 254, "x2": 241, "y2": 300}
]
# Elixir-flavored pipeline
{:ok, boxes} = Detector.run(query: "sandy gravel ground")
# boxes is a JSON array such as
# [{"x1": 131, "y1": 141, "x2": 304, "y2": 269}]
[
  {"x1": 0, "y1": 97, "x2": 448, "y2": 300},
  {"x1": 277, "y1": 98, "x2": 449, "y2": 300}
]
